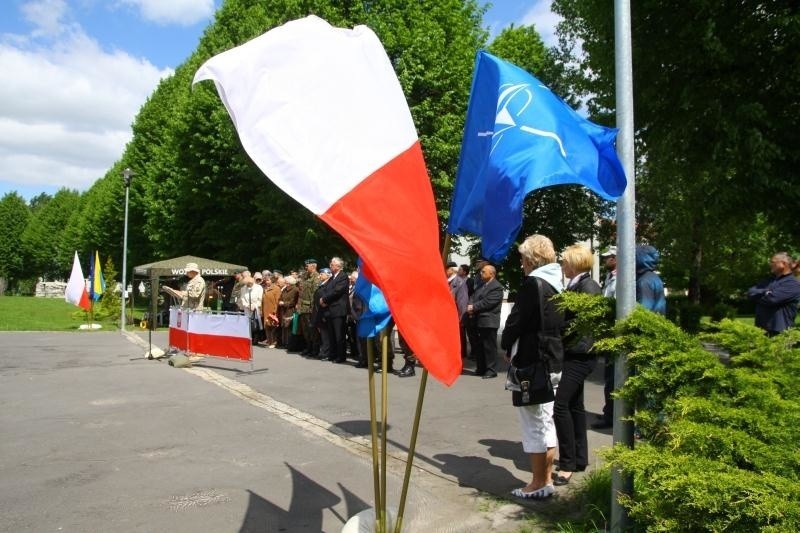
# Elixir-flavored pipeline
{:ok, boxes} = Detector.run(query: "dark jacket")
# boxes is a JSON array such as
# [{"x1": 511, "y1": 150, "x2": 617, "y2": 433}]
[
  {"x1": 311, "y1": 281, "x2": 329, "y2": 326},
  {"x1": 469, "y1": 277, "x2": 504, "y2": 328},
  {"x1": 564, "y1": 272, "x2": 602, "y2": 357},
  {"x1": 748, "y1": 273, "x2": 800, "y2": 334},
  {"x1": 501, "y1": 276, "x2": 565, "y2": 372},
  {"x1": 321, "y1": 270, "x2": 349, "y2": 318}
]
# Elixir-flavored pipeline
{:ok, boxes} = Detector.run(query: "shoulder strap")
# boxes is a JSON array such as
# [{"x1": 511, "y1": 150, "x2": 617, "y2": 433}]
[
  {"x1": 534, "y1": 277, "x2": 546, "y2": 331},
  {"x1": 533, "y1": 276, "x2": 544, "y2": 331},
  {"x1": 534, "y1": 277, "x2": 562, "y2": 333}
]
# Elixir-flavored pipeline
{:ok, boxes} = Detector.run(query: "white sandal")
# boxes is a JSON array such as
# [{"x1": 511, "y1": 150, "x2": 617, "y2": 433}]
[{"x1": 511, "y1": 484, "x2": 555, "y2": 499}]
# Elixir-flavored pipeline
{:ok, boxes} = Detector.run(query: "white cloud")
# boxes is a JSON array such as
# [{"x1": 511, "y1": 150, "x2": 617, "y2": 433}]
[
  {"x1": 0, "y1": 1, "x2": 172, "y2": 194},
  {"x1": 21, "y1": 0, "x2": 71, "y2": 38},
  {"x1": 120, "y1": 0, "x2": 215, "y2": 26},
  {"x1": 520, "y1": 0, "x2": 562, "y2": 48}
]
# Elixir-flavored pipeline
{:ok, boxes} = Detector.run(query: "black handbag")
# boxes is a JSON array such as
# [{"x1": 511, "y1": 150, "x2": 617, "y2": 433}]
[{"x1": 508, "y1": 361, "x2": 554, "y2": 406}]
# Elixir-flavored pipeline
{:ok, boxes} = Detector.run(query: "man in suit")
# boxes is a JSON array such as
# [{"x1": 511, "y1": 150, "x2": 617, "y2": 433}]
[
  {"x1": 320, "y1": 257, "x2": 349, "y2": 363},
  {"x1": 466, "y1": 264, "x2": 503, "y2": 378}
]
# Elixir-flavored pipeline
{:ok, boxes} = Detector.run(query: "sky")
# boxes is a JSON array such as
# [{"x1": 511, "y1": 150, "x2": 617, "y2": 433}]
[{"x1": 0, "y1": 0, "x2": 562, "y2": 201}]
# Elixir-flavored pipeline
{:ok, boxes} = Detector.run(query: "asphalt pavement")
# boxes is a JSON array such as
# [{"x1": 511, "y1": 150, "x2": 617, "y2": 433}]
[{"x1": 0, "y1": 330, "x2": 612, "y2": 532}]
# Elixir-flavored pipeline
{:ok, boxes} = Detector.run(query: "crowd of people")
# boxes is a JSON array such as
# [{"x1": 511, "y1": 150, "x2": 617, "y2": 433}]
[
  {"x1": 209, "y1": 258, "x2": 420, "y2": 375},
  {"x1": 173, "y1": 238, "x2": 800, "y2": 502}
]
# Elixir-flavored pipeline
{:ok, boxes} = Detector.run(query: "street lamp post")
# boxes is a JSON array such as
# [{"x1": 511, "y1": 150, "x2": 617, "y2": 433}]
[{"x1": 121, "y1": 167, "x2": 134, "y2": 332}]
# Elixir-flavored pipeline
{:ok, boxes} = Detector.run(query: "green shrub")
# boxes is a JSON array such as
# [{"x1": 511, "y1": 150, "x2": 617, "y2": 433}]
[
  {"x1": 557, "y1": 296, "x2": 800, "y2": 531},
  {"x1": 678, "y1": 301, "x2": 703, "y2": 333},
  {"x1": 15, "y1": 277, "x2": 38, "y2": 296},
  {"x1": 710, "y1": 302, "x2": 737, "y2": 322}
]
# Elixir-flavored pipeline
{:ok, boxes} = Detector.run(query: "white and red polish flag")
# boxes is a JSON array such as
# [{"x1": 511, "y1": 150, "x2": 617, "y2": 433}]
[
  {"x1": 193, "y1": 16, "x2": 461, "y2": 385},
  {"x1": 65, "y1": 251, "x2": 91, "y2": 311},
  {"x1": 169, "y1": 309, "x2": 251, "y2": 361}
]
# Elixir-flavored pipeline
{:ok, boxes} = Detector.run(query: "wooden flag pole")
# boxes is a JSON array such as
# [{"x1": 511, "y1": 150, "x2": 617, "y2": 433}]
[{"x1": 393, "y1": 233, "x2": 452, "y2": 532}]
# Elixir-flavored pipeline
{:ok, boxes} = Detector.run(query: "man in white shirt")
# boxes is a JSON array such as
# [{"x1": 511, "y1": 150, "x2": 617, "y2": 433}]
[
  {"x1": 601, "y1": 247, "x2": 617, "y2": 298},
  {"x1": 238, "y1": 274, "x2": 264, "y2": 345}
]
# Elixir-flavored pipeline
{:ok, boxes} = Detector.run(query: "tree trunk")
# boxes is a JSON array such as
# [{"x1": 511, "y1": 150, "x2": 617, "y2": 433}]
[{"x1": 687, "y1": 217, "x2": 703, "y2": 304}]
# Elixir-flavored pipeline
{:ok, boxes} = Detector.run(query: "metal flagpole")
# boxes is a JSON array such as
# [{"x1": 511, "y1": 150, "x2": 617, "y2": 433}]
[
  {"x1": 393, "y1": 368, "x2": 427, "y2": 533},
  {"x1": 612, "y1": 0, "x2": 636, "y2": 530},
  {"x1": 379, "y1": 328, "x2": 390, "y2": 532},
  {"x1": 394, "y1": 233, "x2": 452, "y2": 532},
  {"x1": 366, "y1": 339, "x2": 382, "y2": 529},
  {"x1": 121, "y1": 168, "x2": 134, "y2": 332}
]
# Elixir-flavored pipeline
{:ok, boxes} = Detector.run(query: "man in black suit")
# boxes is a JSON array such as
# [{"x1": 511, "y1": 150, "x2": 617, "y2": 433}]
[
  {"x1": 320, "y1": 257, "x2": 349, "y2": 363},
  {"x1": 466, "y1": 264, "x2": 503, "y2": 378}
]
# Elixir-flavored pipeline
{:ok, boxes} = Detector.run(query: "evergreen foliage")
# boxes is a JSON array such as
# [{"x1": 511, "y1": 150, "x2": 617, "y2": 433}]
[
  {"x1": 0, "y1": 192, "x2": 32, "y2": 287},
  {"x1": 551, "y1": 0, "x2": 800, "y2": 303},
  {"x1": 95, "y1": 256, "x2": 121, "y2": 321},
  {"x1": 557, "y1": 292, "x2": 800, "y2": 531}
]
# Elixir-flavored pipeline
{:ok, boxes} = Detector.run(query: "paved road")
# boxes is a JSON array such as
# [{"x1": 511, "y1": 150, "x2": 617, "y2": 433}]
[{"x1": 0, "y1": 330, "x2": 612, "y2": 532}]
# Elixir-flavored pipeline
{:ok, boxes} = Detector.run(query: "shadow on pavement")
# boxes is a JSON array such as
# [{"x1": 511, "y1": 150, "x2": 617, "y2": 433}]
[
  {"x1": 479, "y1": 438, "x2": 530, "y2": 471},
  {"x1": 239, "y1": 462, "x2": 369, "y2": 532},
  {"x1": 333, "y1": 419, "x2": 392, "y2": 437},
  {"x1": 433, "y1": 453, "x2": 525, "y2": 496}
]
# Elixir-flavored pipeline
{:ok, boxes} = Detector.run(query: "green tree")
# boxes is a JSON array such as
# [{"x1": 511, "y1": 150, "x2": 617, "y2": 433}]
[
  {"x1": 552, "y1": 0, "x2": 800, "y2": 302},
  {"x1": 21, "y1": 188, "x2": 81, "y2": 280},
  {"x1": 0, "y1": 192, "x2": 31, "y2": 288},
  {"x1": 116, "y1": 0, "x2": 488, "y2": 272}
]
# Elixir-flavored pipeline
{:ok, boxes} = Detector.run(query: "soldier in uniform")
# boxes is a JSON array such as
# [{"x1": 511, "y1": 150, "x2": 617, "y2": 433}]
[
  {"x1": 298, "y1": 259, "x2": 321, "y2": 357},
  {"x1": 227, "y1": 269, "x2": 246, "y2": 311},
  {"x1": 279, "y1": 275, "x2": 300, "y2": 350},
  {"x1": 181, "y1": 262, "x2": 206, "y2": 310}
]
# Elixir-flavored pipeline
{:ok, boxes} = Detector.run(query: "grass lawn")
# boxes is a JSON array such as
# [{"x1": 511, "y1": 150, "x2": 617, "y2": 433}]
[{"x1": 0, "y1": 296, "x2": 120, "y2": 331}]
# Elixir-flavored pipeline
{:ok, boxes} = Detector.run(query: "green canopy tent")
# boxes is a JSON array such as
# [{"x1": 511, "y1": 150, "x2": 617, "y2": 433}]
[{"x1": 132, "y1": 255, "x2": 248, "y2": 330}]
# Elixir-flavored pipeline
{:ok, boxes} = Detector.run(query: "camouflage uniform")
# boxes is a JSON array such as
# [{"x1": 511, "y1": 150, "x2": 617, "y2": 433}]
[
  {"x1": 298, "y1": 271, "x2": 320, "y2": 355},
  {"x1": 183, "y1": 275, "x2": 206, "y2": 310},
  {"x1": 229, "y1": 279, "x2": 244, "y2": 310}
]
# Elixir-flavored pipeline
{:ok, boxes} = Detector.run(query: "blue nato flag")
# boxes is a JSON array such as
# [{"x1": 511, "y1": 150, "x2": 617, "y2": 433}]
[
  {"x1": 353, "y1": 259, "x2": 392, "y2": 338},
  {"x1": 447, "y1": 51, "x2": 627, "y2": 262}
]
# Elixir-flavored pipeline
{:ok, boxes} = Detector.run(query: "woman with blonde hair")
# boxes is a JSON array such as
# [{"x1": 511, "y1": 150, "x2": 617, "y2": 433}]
[
  {"x1": 502, "y1": 234, "x2": 565, "y2": 499},
  {"x1": 553, "y1": 244, "x2": 602, "y2": 485}
]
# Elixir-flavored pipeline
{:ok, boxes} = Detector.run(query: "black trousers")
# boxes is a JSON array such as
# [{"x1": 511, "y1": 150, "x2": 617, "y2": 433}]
[
  {"x1": 328, "y1": 316, "x2": 347, "y2": 362},
  {"x1": 459, "y1": 322, "x2": 468, "y2": 359},
  {"x1": 553, "y1": 356, "x2": 597, "y2": 472},
  {"x1": 602, "y1": 355, "x2": 614, "y2": 422},
  {"x1": 465, "y1": 321, "x2": 480, "y2": 360},
  {"x1": 474, "y1": 327, "x2": 498, "y2": 374},
  {"x1": 346, "y1": 318, "x2": 359, "y2": 359},
  {"x1": 300, "y1": 313, "x2": 319, "y2": 353},
  {"x1": 318, "y1": 320, "x2": 332, "y2": 359},
  {"x1": 357, "y1": 336, "x2": 381, "y2": 365}
]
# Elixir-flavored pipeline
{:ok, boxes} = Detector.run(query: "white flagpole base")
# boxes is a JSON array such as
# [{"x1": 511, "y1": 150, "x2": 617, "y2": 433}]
[
  {"x1": 146, "y1": 347, "x2": 166, "y2": 360},
  {"x1": 341, "y1": 508, "x2": 396, "y2": 533}
]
